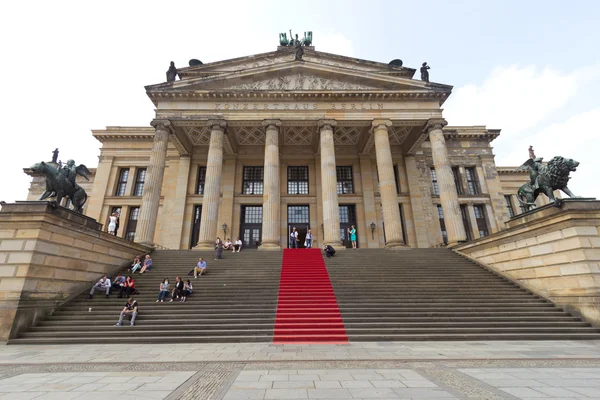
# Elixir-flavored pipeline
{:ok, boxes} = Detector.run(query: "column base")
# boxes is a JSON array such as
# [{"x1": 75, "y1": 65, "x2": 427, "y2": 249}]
[
  {"x1": 258, "y1": 241, "x2": 281, "y2": 251},
  {"x1": 193, "y1": 241, "x2": 216, "y2": 251},
  {"x1": 384, "y1": 240, "x2": 410, "y2": 250}
]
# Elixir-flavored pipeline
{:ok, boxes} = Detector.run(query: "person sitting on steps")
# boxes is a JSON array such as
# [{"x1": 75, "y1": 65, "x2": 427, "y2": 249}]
[
  {"x1": 223, "y1": 238, "x2": 233, "y2": 251},
  {"x1": 114, "y1": 297, "x2": 138, "y2": 327},
  {"x1": 130, "y1": 255, "x2": 141, "y2": 273},
  {"x1": 170, "y1": 276, "x2": 184, "y2": 302},
  {"x1": 194, "y1": 257, "x2": 207, "y2": 278},
  {"x1": 119, "y1": 276, "x2": 135, "y2": 298},
  {"x1": 233, "y1": 237, "x2": 242, "y2": 252},
  {"x1": 156, "y1": 278, "x2": 170, "y2": 303},
  {"x1": 182, "y1": 280, "x2": 193, "y2": 302},
  {"x1": 111, "y1": 273, "x2": 126, "y2": 295},
  {"x1": 88, "y1": 275, "x2": 111, "y2": 299},
  {"x1": 139, "y1": 254, "x2": 152, "y2": 274}
]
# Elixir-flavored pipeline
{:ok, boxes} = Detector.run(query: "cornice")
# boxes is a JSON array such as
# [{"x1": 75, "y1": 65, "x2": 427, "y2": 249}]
[{"x1": 147, "y1": 90, "x2": 450, "y2": 104}]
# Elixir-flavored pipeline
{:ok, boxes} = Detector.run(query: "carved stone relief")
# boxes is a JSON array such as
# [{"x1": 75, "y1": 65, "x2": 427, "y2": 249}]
[
  {"x1": 233, "y1": 126, "x2": 265, "y2": 145},
  {"x1": 284, "y1": 126, "x2": 314, "y2": 145},
  {"x1": 228, "y1": 73, "x2": 376, "y2": 91},
  {"x1": 334, "y1": 126, "x2": 362, "y2": 145}
]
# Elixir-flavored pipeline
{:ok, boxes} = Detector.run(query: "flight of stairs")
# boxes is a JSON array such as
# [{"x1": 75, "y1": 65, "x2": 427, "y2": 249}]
[
  {"x1": 324, "y1": 248, "x2": 600, "y2": 340},
  {"x1": 8, "y1": 250, "x2": 282, "y2": 344},
  {"x1": 8, "y1": 248, "x2": 600, "y2": 344}
]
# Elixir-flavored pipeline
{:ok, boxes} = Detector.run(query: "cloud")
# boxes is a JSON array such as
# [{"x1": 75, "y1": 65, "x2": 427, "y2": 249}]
[
  {"x1": 444, "y1": 65, "x2": 580, "y2": 135},
  {"x1": 316, "y1": 32, "x2": 355, "y2": 57},
  {"x1": 445, "y1": 63, "x2": 600, "y2": 198},
  {"x1": 497, "y1": 107, "x2": 600, "y2": 198}
]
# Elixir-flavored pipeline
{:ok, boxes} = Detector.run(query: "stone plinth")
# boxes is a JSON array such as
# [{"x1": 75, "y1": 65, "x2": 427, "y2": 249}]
[
  {"x1": 455, "y1": 199, "x2": 600, "y2": 326},
  {"x1": 0, "y1": 202, "x2": 151, "y2": 341}
]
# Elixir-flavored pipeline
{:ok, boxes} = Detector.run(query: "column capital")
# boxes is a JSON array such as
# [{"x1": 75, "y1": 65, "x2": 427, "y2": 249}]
[
  {"x1": 150, "y1": 119, "x2": 173, "y2": 133},
  {"x1": 262, "y1": 119, "x2": 282, "y2": 129},
  {"x1": 317, "y1": 119, "x2": 337, "y2": 131},
  {"x1": 371, "y1": 119, "x2": 393, "y2": 132},
  {"x1": 206, "y1": 119, "x2": 227, "y2": 132},
  {"x1": 423, "y1": 118, "x2": 448, "y2": 133}
]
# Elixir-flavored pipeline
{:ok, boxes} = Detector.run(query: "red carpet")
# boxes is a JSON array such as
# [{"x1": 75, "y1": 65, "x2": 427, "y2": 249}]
[{"x1": 273, "y1": 248, "x2": 348, "y2": 344}]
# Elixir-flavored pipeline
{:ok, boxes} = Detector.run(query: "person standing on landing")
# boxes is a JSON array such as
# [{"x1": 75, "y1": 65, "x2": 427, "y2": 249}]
[
  {"x1": 305, "y1": 229, "x2": 313, "y2": 248},
  {"x1": 348, "y1": 225, "x2": 357, "y2": 249},
  {"x1": 215, "y1": 237, "x2": 223, "y2": 259},
  {"x1": 107, "y1": 212, "x2": 118, "y2": 235},
  {"x1": 290, "y1": 227, "x2": 298, "y2": 248}
]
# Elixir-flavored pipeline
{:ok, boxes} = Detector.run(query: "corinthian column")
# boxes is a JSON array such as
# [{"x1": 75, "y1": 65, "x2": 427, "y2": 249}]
[
  {"x1": 319, "y1": 120, "x2": 343, "y2": 249},
  {"x1": 196, "y1": 120, "x2": 226, "y2": 250},
  {"x1": 426, "y1": 118, "x2": 467, "y2": 245},
  {"x1": 259, "y1": 120, "x2": 281, "y2": 250},
  {"x1": 136, "y1": 119, "x2": 171, "y2": 245},
  {"x1": 372, "y1": 120, "x2": 405, "y2": 248}
]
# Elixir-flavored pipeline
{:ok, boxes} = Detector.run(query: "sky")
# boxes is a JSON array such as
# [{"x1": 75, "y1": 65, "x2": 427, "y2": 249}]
[{"x1": 1, "y1": 0, "x2": 599, "y2": 202}]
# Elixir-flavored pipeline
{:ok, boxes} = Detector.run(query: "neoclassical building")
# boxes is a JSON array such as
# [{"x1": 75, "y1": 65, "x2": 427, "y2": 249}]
[{"x1": 25, "y1": 43, "x2": 546, "y2": 250}]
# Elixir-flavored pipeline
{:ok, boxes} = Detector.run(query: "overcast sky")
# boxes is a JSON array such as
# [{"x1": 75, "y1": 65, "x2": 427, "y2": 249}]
[{"x1": 1, "y1": 0, "x2": 599, "y2": 202}]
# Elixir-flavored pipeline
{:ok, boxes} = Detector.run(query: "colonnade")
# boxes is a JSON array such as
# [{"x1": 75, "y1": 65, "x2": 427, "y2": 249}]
[{"x1": 136, "y1": 118, "x2": 467, "y2": 248}]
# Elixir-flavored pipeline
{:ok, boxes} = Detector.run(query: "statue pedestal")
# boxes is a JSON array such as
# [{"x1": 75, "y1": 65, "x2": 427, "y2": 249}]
[
  {"x1": 455, "y1": 199, "x2": 600, "y2": 326},
  {"x1": 0, "y1": 202, "x2": 151, "y2": 341}
]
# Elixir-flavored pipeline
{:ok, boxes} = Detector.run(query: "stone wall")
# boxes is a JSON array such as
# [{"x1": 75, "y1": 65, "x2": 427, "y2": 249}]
[
  {"x1": 0, "y1": 202, "x2": 151, "y2": 341},
  {"x1": 455, "y1": 199, "x2": 600, "y2": 325}
]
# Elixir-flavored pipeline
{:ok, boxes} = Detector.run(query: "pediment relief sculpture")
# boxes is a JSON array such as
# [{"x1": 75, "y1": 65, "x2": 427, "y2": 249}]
[{"x1": 227, "y1": 73, "x2": 377, "y2": 91}]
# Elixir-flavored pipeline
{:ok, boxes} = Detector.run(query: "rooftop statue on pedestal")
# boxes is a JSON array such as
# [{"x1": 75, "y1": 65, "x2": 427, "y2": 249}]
[
  {"x1": 517, "y1": 153, "x2": 580, "y2": 210},
  {"x1": 30, "y1": 159, "x2": 91, "y2": 214},
  {"x1": 166, "y1": 61, "x2": 178, "y2": 82},
  {"x1": 51, "y1": 148, "x2": 59, "y2": 164},
  {"x1": 279, "y1": 30, "x2": 313, "y2": 47},
  {"x1": 420, "y1": 62, "x2": 430, "y2": 82}
]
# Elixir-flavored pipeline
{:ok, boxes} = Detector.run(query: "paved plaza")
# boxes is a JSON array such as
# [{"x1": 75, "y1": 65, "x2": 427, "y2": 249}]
[{"x1": 0, "y1": 341, "x2": 599, "y2": 399}]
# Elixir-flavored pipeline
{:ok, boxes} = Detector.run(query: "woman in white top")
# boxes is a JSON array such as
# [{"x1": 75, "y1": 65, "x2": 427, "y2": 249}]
[
  {"x1": 233, "y1": 237, "x2": 243, "y2": 252},
  {"x1": 223, "y1": 238, "x2": 233, "y2": 251},
  {"x1": 108, "y1": 213, "x2": 118, "y2": 235}
]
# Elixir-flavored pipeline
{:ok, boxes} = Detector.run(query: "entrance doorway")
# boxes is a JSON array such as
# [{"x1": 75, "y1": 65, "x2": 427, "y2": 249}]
[
  {"x1": 288, "y1": 205, "x2": 309, "y2": 248},
  {"x1": 189, "y1": 205, "x2": 202, "y2": 249},
  {"x1": 240, "y1": 206, "x2": 262, "y2": 249},
  {"x1": 339, "y1": 204, "x2": 358, "y2": 248}
]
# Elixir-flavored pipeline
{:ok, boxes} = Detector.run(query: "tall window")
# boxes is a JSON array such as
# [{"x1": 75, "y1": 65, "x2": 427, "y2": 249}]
[
  {"x1": 115, "y1": 168, "x2": 129, "y2": 196},
  {"x1": 473, "y1": 205, "x2": 489, "y2": 238},
  {"x1": 504, "y1": 195, "x2": 515, "y2": 218},
  {"x1": 460, "y1": 204, "x2": 473, "y2": 241},
  {"x1": 394, "y1": 165, "x2": 401, "y2": 194},
  {"x1": 196, "y1": 167, "x2": 207, "y2": 194},
  {"x1": 288, "y1": 205, "x2": 309, "y2": 224},
  {"x1": 336, "y1": 166, "x2": 354, "y2": 194},
  {"x1": 125, "y1": 207, "x2": 140, "y2": 242},
  {"x1": 242, "y1": 166, "x2": 264, "y2": 195},
  {"x1": 430, "y1": 168, "x2": 439, "y2": 196},
  {"x1": 437, "y1": 205, "x2": 448, "y2": 245},
  {"x1": 288, "y1": 166, "x2": 309, "y2": 194},
  {"x1": 452, "y1": 167, "x2": 464, "y2": 195},
  {"x1": 133, "y1": 168, "x2": 146, "y2": 197},
  {"x1": 465, "y1": 167, "x2": 480, "y2": 195}
]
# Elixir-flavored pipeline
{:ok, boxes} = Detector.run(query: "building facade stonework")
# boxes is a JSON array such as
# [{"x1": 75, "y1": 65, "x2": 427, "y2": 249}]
[{"x1": 25, "y1": 47, "x2": 551, "y2": 249}]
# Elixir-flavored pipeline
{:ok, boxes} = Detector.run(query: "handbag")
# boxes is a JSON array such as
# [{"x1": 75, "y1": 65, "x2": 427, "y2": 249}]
[{"x1": 303, "y1": 240, "x2": 307, "y2": 246}]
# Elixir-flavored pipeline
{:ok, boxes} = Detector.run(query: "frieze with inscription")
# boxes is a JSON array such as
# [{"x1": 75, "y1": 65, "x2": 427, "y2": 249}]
[{"x1": 214, "y1": 102, "x2": 384, "y2": 111}]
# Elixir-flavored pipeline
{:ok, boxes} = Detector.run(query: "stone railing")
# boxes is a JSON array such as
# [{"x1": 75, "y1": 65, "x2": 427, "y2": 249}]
[
  {"x1": 454, "y1": 199, "x2": 600, "y2": 325},
  {"x1": 0, "y1": 201, "x2": 152, "y2": 341}
]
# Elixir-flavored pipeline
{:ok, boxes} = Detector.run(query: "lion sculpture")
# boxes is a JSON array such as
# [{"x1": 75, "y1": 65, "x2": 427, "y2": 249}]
[{"x1": 517, "y1": 156, "x2": 580, "y2": 210}]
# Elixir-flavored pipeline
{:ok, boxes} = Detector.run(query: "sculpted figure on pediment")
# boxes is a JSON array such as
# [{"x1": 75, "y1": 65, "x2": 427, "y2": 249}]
[{"x1": 227, "y1": 73, "x2": 375, "y2": 91}]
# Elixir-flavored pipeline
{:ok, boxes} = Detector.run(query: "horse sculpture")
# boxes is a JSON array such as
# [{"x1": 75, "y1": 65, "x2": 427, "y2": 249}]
[{"x1": 31, "y1": 161, "x2": 89, "y2": 213}]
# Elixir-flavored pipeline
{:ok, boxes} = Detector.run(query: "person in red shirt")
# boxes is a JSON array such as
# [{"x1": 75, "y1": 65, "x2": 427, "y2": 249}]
[{"x1": 119, "y1": 276, "x2": 135, "y2": 298}]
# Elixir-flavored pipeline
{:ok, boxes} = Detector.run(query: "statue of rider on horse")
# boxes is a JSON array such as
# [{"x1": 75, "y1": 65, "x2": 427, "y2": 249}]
[{"x1": 30, "y1": 159, "x2": 91, "y2": 214}]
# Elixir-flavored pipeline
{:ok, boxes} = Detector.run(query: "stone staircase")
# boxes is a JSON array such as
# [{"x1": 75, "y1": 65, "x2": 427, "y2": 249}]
[
  {"x1": 8, "y1": 248, "x2": 600, "y2": 344},
  {"x1": 8, "y1": 250, "x2": 282, "y2": 344},
  {"x1": 324, "y1": 248, "x2": 600, "y2": 340}
]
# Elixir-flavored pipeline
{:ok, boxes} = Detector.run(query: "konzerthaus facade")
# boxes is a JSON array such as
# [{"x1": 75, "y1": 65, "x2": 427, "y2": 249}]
[{"x1": 25, "y1": 43, "x2": 550, "y2": 250}]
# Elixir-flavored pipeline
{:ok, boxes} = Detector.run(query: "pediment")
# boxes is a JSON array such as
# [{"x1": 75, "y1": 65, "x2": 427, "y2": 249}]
[{"x1": 149, "y1": 62, "x2": 445, "y2": 93}]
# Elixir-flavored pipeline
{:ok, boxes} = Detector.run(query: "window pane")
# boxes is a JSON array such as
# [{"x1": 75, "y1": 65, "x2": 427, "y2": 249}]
[
  {"x1": 504, "y1": 195, "x2": 515, "y2": 218},
  {"x1": 115, "y1": 169, "x2": 129, "y2": 196},
  {"x1": 430, "y1": 168, "x2": 439, "y2": 196},
  {"x1": 197, "y1": 167, "x2": 206, "y2": 194},
  {"x1": 243, "y1": 206, "x2": 262, "y2": 224},
  {"x1": 242, "y1": 167, "x2": 264, "y2": 195},
  {"x1": 336, "y1": 166, "x2": 353, "y2": 194},
  {"x1": 288, "y1": 167, "x2": 309, "y2": 194},
  {"x1": 288, "y1": 206, "x2": 309, "y2": 224},
  {"x1": 466, "y1": 167, "x2": 479, "y2": 195}
]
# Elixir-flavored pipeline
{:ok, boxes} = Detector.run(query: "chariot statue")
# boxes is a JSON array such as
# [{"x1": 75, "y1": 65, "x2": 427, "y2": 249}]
[
  {"x1": 30, "y1": 160, "x2": 91, "y2": 213},
  {"x1": 517, "y1": 155, "x2": 580, "y2": 210},
  {"x1": 279, "y1": 32, "x2": 289, "y2": 46},
  {"x1": 301, "y1": 31, "x2": 312, "y2": 46}
]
